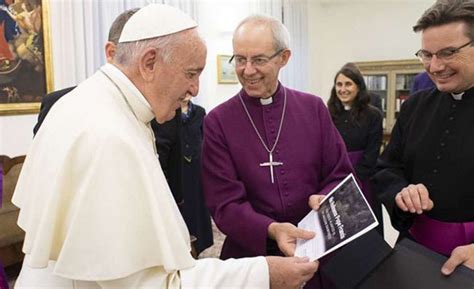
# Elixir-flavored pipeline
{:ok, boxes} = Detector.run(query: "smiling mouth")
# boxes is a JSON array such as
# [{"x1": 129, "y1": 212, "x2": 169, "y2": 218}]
[
  {"x1": 246, "y1": 79, "x2": 261, "y2": 85},
  {"x1": 433, "y1": 72, "x2": 455, "y2": 80}
]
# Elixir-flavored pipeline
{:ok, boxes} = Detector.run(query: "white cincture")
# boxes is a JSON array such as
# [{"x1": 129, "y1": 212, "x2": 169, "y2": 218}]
[{"x1": 239, "y1": 88, "x2": 287, "y2": 183}]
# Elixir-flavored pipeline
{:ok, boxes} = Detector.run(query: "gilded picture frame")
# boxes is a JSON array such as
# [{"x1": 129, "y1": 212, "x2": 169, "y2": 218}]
[
  {"x1": 217, "y1": 54, "x2": 238, "y2": 84},
  {"x1": 0, "y1": 0, "x2": 53, "y2": 116}
]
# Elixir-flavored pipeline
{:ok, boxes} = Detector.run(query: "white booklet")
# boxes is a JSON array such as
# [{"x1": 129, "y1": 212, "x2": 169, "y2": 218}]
[{"x1": 295, "y1": 174, "x2": 378, "y2": 261}]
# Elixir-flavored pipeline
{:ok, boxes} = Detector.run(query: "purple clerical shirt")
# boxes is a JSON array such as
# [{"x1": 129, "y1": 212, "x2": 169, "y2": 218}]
[{"x1": 202, "y1": 83, "x2": 353, "y2": 259}]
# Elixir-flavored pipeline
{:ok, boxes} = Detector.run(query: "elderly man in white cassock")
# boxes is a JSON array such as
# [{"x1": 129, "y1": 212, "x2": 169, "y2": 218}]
[{"x1": 11, "y1": 4, "x2": 318, "y2": 289}]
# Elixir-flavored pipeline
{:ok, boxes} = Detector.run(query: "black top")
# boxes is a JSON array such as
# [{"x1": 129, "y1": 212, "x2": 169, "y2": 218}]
[
  {"x1": 333, "y1": 106, "x2": 383, "y2": 180},
  {"x1": 152, "y1": 110, "x2": 183, "y2": 204},
  {"x1": 181, "y1": 104, "x2": 213, "y2": 253},
  {"x1": 153, "y1": 103, "x2": 213, "y2": 254},
  {"x1": 373, "y1": 87, "x2": 474, "y2": 231}
]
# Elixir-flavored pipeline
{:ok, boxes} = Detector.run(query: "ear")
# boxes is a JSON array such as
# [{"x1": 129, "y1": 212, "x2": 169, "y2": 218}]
[
  {"x1": 279, "y1": 49, "x2": 291, "y2": 67},
  {"x1": 138, "y1": 47, "x2": 159, "y2": 82},
  {"x1": 104, "y1": 42, "x2": 116, "y2": 63}
]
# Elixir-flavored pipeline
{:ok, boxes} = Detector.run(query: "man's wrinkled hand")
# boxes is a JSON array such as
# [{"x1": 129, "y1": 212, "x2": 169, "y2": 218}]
[
  {"x1": 268, "y1": 222, "x2": 315, "y2": 256},
  {"x1": 395, "y1": 184, "x2": 434, "y2": 214},
  {"x1": 266, "y1": 256, "x2": 318, "y2": 289}
]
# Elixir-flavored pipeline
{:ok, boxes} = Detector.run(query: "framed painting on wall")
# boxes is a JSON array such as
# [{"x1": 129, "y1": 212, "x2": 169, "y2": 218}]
[
  {"x1": 216, "y1": 54, "x2": 238, "y2": 84},
  {"x1": 0, "y1": 0, "x2": 53, "y2": 116}
]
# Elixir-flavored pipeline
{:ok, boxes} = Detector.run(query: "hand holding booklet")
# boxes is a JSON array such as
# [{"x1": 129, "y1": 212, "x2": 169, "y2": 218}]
[{"x1": 295, "y1": 174, "x2": 378, "y2": 261}]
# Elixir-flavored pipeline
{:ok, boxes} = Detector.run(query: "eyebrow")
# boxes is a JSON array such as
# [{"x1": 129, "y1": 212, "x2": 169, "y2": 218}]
[
  {"x1": 422, "y1": 45, "x2": 461, "y2": 53},
  {"x1": 234, "y1": 54, "x2": 269, "y2": 58},
  {"x1": 186, "y1": 67, "x2": 204, "y2": 72}
]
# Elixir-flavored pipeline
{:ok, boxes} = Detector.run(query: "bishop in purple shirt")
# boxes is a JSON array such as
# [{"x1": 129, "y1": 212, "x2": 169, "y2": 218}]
[{"x1": 202, "y1": 14, "x2": 353, "y2": 289}]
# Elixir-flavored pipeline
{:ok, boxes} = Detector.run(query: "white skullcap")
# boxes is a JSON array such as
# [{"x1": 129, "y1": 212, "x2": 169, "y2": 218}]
[{"x1": 118, "y1": 4, "x2": 197, "y2": 43}]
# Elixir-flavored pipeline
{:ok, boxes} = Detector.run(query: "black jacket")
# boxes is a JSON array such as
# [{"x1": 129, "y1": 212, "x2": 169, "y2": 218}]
[
  {"x1": 332, "y1": 106, "x2": 383, "y2": 180},
  {"x1": 373, "y1": 87, "x2": 474, "y2": 232},
  {"x1": 154, "y1": 103, "x2": 213, "y2": 254}
]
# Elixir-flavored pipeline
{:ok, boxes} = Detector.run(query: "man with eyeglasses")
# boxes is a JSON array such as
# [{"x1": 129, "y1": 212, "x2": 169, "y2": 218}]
[
  {"x1": 202, "y1": 14, "x2": 353, "y2": 289},
  {"x1": 374, "y1": 0, "x2": 474, "y2": 276}
]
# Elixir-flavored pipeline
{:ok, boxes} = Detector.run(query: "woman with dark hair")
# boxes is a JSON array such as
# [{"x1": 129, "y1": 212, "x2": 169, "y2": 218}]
[{"x1": 328, "y1": 63, "x2": 384, "y2": 234}]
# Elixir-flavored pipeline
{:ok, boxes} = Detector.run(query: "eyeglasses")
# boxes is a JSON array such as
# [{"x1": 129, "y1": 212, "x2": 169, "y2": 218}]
[
  {"x1": 415, "y1": 41, "x2": 473, "y2": 63},
  {"x1": 229, "y1": 49, "x2": 284, "y2": 68}
]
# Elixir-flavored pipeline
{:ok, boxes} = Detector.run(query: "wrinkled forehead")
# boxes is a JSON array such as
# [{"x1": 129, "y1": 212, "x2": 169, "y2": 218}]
[
  {"x1": 170, "y1": 30, "x2": 205, "y2": 54},
  {"x1": 233, "y1": 23, "x2": 274, "y2": 55},
  {"x1": 175, "y1": 37, "x2": 207, "y2": 68}
]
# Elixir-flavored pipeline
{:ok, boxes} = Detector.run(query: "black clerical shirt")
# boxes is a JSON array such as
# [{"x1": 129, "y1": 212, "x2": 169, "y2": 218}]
[{"x1": 374, "y1": 87, "x2": 474, "y2": 231}]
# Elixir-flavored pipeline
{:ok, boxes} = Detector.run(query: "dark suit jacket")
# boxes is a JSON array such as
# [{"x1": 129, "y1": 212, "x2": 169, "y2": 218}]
[
  {"x1": 152, "y1": 111, "x2": 183, "y2": 204},
  {"x1": 180, "y1": 104, "x2": 213, "y2": 253},
  {"x1": 153, "y1": 103, "x2": 213, "y2": 254}
]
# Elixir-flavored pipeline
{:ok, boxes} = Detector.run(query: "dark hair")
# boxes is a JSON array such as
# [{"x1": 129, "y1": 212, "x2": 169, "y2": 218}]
[
  {"x1": 327, "y1": 63, "x2": 371, "y2": 124},
  {"x1": 413, "y1": 0, "x2": 474, "y2": 41},
  {"x1": 107, "y1": 8, "x2": 140, "y2": 44}
]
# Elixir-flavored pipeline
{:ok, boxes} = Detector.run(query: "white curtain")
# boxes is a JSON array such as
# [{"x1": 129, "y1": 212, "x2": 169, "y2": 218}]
[
  {"x1": 249, "y1": 0, "x2": 283, "y2": 18},
  {"x1": 49, "y1": 0, "x2": 195, "y2": 90},
  {"x1": 164, "y1": 0, "x2": 197, "y2": 21},
  {"x1": 282, "y1": 0, "x2": 309, "y2": 92}
]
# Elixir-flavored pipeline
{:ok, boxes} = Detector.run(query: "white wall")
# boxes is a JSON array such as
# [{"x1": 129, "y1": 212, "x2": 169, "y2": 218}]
[
  {"x1": 0, "y1": 115, "x2": 36, "y2": 157},
  {"x1": 193, "y1": 0, "x2": 244, "y2": 112},
  {"x1": 308, "y1": 0, "x2": 325, "y2": 98},
  {"x1": 308, "y1": 1, "x2": 433, "y2": 101}
]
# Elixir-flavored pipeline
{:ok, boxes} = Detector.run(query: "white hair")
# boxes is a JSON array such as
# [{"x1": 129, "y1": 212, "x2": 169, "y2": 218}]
[{"x1": 115, "y1": 28, "x2": 199, "y2": 66}]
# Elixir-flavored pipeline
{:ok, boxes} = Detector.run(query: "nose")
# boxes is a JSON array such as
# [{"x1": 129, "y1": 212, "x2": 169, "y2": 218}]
[
  {"x1": 189, "y1": 77, "x2": 200, "y2": 97},
  {"x1": 428, "y1": 55, "x2": 445, "y2": 73},
  {"x1": 242, "y1": 61, "x2": 257, "y2": 75}
]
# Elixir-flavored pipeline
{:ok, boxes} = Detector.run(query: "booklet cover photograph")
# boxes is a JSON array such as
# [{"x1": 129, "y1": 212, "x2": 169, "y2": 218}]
[{"x1": 296, "y1": 174, "x2": 378, "y2": 260}]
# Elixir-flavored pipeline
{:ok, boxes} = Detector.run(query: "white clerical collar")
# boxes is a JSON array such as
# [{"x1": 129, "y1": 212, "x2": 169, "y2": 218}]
[
  {"x1": 451, "y1": 91, "x2": 464, "y2": 101},
  {"x1": 260, "y1": 96, "x2": 273, "y2": 105},
  {"x1": 343, "y1": 105, "x2": 351, "y2": 111},
  {"x1": 101, "y1": 63, "x2": 155, "y2": 124}
]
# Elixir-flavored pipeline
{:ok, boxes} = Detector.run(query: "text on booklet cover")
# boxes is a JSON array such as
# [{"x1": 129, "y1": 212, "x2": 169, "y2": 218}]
[{"x1": 295, "y1": 174, "x2": 378, "y2": 261}]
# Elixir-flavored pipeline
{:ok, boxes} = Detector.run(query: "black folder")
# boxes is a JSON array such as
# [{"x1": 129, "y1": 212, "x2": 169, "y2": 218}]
[
  {"x1": 320, "y1": 229, "x2": 392, "y2": 289},
  {"x1": 358, "y1": 238, "x2": 474, "y2": 289}
]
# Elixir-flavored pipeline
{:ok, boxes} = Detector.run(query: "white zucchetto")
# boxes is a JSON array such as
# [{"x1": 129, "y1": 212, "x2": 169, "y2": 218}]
[{"x1": 119, "y1": 3, "x2": 197, "y2": 43}]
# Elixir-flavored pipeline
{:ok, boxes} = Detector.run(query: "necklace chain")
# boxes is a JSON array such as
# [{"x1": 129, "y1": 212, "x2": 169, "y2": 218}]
[{"x1": 238, "y1": 88, "x2": 287, "y2": 154}]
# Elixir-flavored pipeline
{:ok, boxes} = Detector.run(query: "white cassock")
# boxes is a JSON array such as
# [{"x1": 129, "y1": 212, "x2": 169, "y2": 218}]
[{"x1": 12, "y1": 63, "x2": 268, "y2": 288}]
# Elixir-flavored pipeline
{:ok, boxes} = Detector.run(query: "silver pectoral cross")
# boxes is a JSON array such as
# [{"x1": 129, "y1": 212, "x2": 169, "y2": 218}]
[{"x1": 260, "y1": 152, "x2": 283, "y2": 183}]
